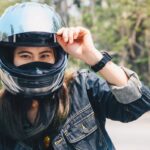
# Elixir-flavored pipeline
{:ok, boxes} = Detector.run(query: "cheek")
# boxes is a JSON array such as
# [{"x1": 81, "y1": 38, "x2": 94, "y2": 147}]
[
  {"x1": 43, "y1": 59, "x2": 55, "y2": 64},
  {"x1": 13, "y1": 56, "x2": 29, "y2": 66},
  {"x1": 51, "y1": 52, "x2": 56, "y2": 64},
  {"x1": 45, "y1": 54, "x2": 55, "y2": 64},
  {"x1": 49, "y1": 57, "x2": 55, "y2": 64},
  {"x1": 13, "y1": 52, "x2": 22, "y2": 66},
  {"x1": 13, "y1": 55, "x2": 19, "y2": 66}
]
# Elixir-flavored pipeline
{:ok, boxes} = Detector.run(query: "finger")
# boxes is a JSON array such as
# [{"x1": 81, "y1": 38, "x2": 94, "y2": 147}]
[
  {"x1": 56, "y1": 35, "x2": 66, "y2": 50},
  {"x1": 68, "y1": 28, "x2": 74, "y2": 44},
  {"x1": 76, "y1": 26, "x2": 90, "y2": 37},
  {"x1": 57, "y1": 27, "x2": 65, "y2": 35},
  {"x1": 62, "y1": 28, "x2": 69, "y2": 42},
  {"x1": 73, "y1": 27, "x2": 80, "y2": 39}
]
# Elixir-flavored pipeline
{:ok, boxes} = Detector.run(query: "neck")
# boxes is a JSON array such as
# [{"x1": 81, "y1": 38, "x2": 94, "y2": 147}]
[{"x1": 27, "y1": 100, "x2": 39, "y2": 124}]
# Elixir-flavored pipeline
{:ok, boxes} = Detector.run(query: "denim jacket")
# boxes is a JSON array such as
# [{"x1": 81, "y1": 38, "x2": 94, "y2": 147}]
[{"x1": 0, "y1": 68, "x2": 150, "y2": 150}]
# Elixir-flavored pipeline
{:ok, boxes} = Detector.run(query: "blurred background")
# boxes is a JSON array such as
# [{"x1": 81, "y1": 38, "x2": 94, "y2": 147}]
[{"x1": 0, "y1": 0, "x2": 150, "y2": 149}]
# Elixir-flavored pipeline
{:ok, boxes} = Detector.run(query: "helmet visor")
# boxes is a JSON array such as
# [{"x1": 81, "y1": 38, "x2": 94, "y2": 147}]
[
  {"x1": 0, "y1": 2, "x2": 65, "y2": 42},
  {"x1": 0, "y1": 32, "x2": 58, "y2": 47}
]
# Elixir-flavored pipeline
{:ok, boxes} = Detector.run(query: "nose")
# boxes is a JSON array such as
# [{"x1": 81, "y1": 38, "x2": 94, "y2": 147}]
[{"x1": 32, "y1": 56, "x2": 40, "y2": 62}]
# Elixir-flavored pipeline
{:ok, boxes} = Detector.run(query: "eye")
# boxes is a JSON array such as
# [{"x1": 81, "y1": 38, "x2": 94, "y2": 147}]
[
  {"x1": 40, "y1": 53, "x2": 52, "y2": 59},
  {"x1": 19, "y1": 54, "x2": 32, "y2": 59}
]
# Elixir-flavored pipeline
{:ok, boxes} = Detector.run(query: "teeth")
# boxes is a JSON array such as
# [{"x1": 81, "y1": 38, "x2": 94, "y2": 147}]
[{"x1": 0, "y1": 69, "x2": 22, "y2": 94}]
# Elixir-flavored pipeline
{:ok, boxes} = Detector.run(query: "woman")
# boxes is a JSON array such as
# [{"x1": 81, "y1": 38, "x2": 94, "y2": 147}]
[{"x1": 0, "y1": 2, "x2": 149, "y2": 150}]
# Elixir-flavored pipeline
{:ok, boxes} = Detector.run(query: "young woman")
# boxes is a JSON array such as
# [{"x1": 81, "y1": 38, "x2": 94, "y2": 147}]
[{"x1": 0, "y1": 2, "x2": 149, "y2": 150}]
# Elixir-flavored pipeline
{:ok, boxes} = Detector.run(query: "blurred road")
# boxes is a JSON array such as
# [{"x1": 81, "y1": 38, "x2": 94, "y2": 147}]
[{"x1": 106, "y1": 112, "x2": 150, "y2": 150}]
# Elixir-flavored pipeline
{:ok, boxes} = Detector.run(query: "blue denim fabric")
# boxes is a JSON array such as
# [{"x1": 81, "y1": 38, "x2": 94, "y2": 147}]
[{"x1": 0, "y1": 69, "x2": 149, "y2": 150}]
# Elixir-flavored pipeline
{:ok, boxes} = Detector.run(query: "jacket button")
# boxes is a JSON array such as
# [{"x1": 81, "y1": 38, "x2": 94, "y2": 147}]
[
  {"x1": 81, "y1": 124, "x2": 89, "y2": 134},
  {"x1": 43, "y1": 135, "x2": 51, "y2": 148}
]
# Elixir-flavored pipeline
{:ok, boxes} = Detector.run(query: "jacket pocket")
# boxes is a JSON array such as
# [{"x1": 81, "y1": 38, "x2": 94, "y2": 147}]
[
  {"x1": 64, "y1": 112, "x2": 97, "y2": 143},
  {"x1": 63, "y1": 107, "x2": 108, "y2": 150}
]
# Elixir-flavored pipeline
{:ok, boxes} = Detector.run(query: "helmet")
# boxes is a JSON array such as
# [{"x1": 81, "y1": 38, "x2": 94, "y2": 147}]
[{"x1": 0, "y1": 2, "x2": 68, "y2": 98}]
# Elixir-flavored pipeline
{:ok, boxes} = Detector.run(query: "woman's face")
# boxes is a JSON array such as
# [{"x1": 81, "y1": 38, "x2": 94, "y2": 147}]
[{"x1": 13, "y1": 46, "x2": 55, "y2": 66}]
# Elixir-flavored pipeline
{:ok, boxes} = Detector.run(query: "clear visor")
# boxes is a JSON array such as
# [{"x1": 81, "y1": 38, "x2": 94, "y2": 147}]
[{"x1": 0, "y1": 2, "x2": 64, "y2": 42}]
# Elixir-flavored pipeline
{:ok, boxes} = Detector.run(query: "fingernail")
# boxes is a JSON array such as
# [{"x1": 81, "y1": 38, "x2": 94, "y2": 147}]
[
  {"x1": 74, "y1": 35, "x2": 78, "y2": 39},
  {"x1": 69, "y1": 40, "x2": 73, "y2": 44},
  {"x1": 65, "y1": 38, "x2": 68, "y2": 42}
]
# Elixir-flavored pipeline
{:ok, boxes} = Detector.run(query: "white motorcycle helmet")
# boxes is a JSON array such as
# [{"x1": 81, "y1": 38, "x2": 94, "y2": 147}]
[{"x1": 0, "y1": 2, "x2": 68, "y2": 98}]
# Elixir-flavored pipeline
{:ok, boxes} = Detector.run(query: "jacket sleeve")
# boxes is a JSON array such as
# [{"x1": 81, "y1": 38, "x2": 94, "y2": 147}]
[{"x1": 85, "y1": 68, "x2": 150, "y2": 122}]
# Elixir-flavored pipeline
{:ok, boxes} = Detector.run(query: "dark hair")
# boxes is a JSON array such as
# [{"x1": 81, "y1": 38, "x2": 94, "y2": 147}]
[{"x1": 0, "y1": 79, "x2": 70, "y2": 140}]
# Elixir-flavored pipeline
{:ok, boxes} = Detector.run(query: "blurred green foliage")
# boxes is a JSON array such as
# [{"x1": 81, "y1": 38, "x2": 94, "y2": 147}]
[
  {"x1": 0, "y1": 0, "x2": 20, "y2": 14},
  {"x1": 80, "y1": 0, "x2": 150, "y2": 86}
]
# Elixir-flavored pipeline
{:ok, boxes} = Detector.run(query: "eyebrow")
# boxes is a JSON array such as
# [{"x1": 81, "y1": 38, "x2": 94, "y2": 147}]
[
  {"x1": 39, "y1": 50, "x2": 53, "y2": 55},
  {"x1": 17, "y1": 51, "x2": 32, "y2": 55},
  {"x1": 17, "y1": 50, "x2": 53, "y2": 55}
]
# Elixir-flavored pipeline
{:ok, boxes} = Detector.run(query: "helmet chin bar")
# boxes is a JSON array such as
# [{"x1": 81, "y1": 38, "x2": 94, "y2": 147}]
[
  {"x1": 0, "y1": 66, "x2": 65, "y2": 97},
  {"x1": 19, "y1": 71, "x2": 64, "y2": 98},
  {"x1": 16, "y1": 86, "x2": 61, "y2": 100},
  {"x1": 0, "y1": 68, "x2": 22, "y2": 94}
]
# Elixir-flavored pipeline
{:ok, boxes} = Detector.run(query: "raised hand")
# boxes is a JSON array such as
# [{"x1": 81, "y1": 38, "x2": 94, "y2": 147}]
[{"x1": 56, "y1": 27, "x2": 102, "y2": 65}]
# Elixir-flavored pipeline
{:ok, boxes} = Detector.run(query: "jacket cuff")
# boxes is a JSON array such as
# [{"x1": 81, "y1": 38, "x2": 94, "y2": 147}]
[{"x1": 109, "y1": 67, "x2": 142, "y2": 104}]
